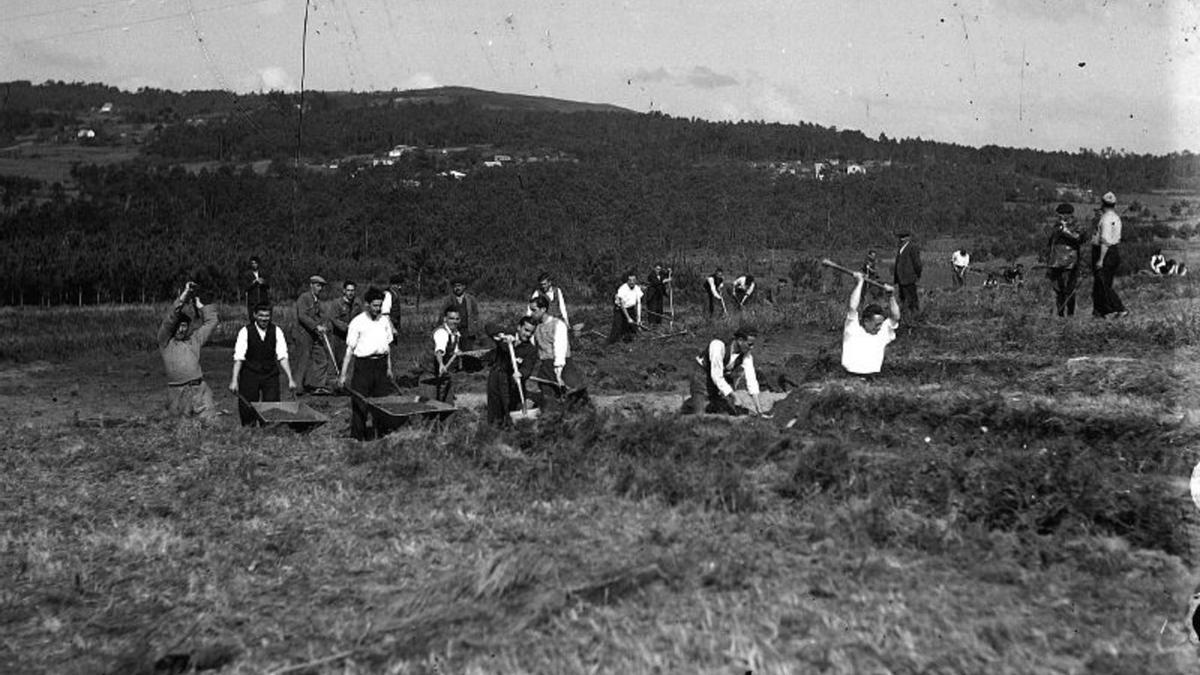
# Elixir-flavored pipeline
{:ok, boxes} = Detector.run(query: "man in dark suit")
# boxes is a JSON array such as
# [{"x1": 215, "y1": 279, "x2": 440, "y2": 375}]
[{"x1": 892, "y1": 232, "x2": 923, "y2": 319}]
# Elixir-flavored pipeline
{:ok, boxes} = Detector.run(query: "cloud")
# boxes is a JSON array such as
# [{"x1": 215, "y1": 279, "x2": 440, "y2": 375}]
[
  {"x1": 630, "y1": 67, "x2": 671, "y2": 84},
  {"x1": 628, "y1": 66, "x2": 739, "y2": 89},
  {"x1": 14, "y1": 42, "x2": 104, "y2": 74},
  {"x1": 258, "y1": 66, "x2": 296, "y2": 91},
  {"x1": 686, "y1": 66, "x2": 738, "y2": 89},
  {"x1": 401, "y1": 72, "x2": 441, "y2": 90}
]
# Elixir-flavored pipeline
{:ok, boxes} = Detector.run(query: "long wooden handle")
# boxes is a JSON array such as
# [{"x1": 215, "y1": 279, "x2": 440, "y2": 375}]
[
  {"x1": 506, "y1": 340, "x2": 527, "y2": 416},
  {"x1": 820, "y1": 259, "x2": 892, "y2": 291}
]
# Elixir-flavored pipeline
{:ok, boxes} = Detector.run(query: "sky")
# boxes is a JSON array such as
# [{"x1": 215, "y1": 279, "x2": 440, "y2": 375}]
[{"x1": 3, "y1": 0, "x2": 1199, "y2": 155}]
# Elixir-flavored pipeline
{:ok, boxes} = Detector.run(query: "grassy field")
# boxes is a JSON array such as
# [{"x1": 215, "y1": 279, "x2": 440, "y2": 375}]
[{"x1": 3, "y1": 273, "x2": 1200, "y2": 673}]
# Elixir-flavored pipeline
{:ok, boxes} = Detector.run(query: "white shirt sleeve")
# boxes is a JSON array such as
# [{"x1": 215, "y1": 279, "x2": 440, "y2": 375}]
[
  {"x1": 708, "y1": 340, "x2": 733, "y2": 397},
  {"x1": 233, "y1": 327, "x2": 249, "y2": 361},
  {"x1": 557, "y1": 289, "x2": 569, "y2": 325},
  {"x1": 381, "y1": 292, "x2": 393, "y2": 316},
  {"x1": 553, "y1": 320, "x2": 569, "y2": 367},
  {"x1": 274, "y1": 326, "x2": 289, "y2": 361},
  {"x1": 708, "y1": 277, "x2": 719, "y2": 297},
  {"x1": 742, "y1": 354, "x2": 759, "y2": 396},
  {"x1": 433, "y1": 327, "x2": 449, "y2": 354}
]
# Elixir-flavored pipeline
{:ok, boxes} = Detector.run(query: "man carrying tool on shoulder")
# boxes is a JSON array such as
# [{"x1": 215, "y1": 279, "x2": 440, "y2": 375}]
[
  {"x1": 339, "y1": 287, "x2": 394, "y2": 441},
  {"x1": 529, "y1": 295, "x2": 589, "y2": 411},
  {"x1": 157, "y1": 281, "x2": 220, "y2": 422},
  {"x1": 485, "y1": 317, "x2": 538, "y2": 427},
  {"x1": 230, "y1": 303, "x2": 298, "y2": 426},
  {"x1": 680, "y1": 325, "x2": 768, "y2": 417}
]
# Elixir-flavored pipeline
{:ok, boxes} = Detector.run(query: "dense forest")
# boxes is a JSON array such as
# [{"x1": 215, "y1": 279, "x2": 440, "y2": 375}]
[{"x1": 1, "y1": 81, "x2": 1196, "y2": 305}]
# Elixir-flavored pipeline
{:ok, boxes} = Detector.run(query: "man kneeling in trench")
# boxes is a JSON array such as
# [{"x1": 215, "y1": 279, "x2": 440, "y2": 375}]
[{"x1": 681, "y1": 325, "x2": 767, "y2": 416}]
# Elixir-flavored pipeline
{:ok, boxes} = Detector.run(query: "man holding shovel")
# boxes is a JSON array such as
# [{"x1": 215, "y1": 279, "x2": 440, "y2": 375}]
[
  {"x1": 230, "y1": 303, "x2": 298, "y2": 426},
  {"x1": 529, "y1": 295, "x2": 589, "y2": 411},
  {"x1": 680, "y1": 325, "x2": 767, "y2": 417},
  {"x1": 608, "y1": 271, "x2": 644, "y2": 344},
  {"x1": 339, "y1": 288, "x2": 395, "y2": 441},
  {"x1": 422, "y1": 306, "x2": 462, "y2": 403},
  {"x1": 294, "y1": 275, "x2": 337, "y2": 395},
  {"x1": 485, "y1": 317, "x2": 538, "y2": 427}
]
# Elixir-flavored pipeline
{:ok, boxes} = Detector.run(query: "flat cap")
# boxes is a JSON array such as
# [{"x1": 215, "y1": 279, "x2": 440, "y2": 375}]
[{"x1": 309, "y1": 275, "x2": 327, "y2": 284}]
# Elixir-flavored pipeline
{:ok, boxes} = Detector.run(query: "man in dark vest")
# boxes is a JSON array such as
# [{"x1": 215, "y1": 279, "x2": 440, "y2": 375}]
[
  {"x1": 230, "y1": 303, "x2": 298, "y2": 426},
  {"x1": 705, "y1": 267, "x2": 726, "y2": 318},
  {"x1": 680, "y1": 326, "x2": 767, "y2": 416},
  {"x1": 892, "y1": 232, "x2": 923, "y2": 320},
  {"x1": 485, "y1": 317, "x2": 538, "y2": 427}
]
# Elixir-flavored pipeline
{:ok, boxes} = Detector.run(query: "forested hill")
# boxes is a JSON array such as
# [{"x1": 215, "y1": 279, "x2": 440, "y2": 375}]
[{"x1": 1, "y1": 80, "x2": 1198, "y2": 307}]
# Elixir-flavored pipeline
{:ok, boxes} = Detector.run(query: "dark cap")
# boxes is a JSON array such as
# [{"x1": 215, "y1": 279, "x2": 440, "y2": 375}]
[
  {"x1": 897, "y1": 232, "x2": 911, "y2": 239},
  {"x1": 1055, "y1": 203, "x2": 1075, "y2": 215}
]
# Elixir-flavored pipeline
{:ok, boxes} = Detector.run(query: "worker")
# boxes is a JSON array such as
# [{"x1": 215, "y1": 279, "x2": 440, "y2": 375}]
[
  {"x1": 529, "y1": 295, "x2": 588, "y2": 411},
  {"x1": 441, "y1": 278, "x2": 483, "y2": 350},
  {"x1": 230, "y1": 303, "x2": 298, "y2": 425},
  {"x1": 485, "y1": 318, "x2": 538, "y2": 427},
  {"x1": 732, "y1": 274, "x2": 756, "y2": 309},
  {"x1": 422, "y1": 306, "x2": 462, "y2": 403},
  {"x1": 680, "y1": 326, "x2": 767, "y2": 416},
  {"x1": 328, "y1": 279, "x2": 363, "y2": 365},
  {"x1": 841, "y1": 272, "x2": 900, "y2": 376},
  {"x1": 645, "y1": 263, "x2": 672, "y2": 325},
  {"x1": 705, "y1": 267, "x2": 725, "y2": 318},
  {"x1": 527, "y1": 272, "x2": 570, "y2": 327},
  {"x1": 338, "y1": 287, "x2": 395, "y2": 441},
  {"x1": 950, "y1": 249, "x2": 970, "y2": 288},
  {"x1": 293, "y1": 275, "x2": 336, "y2": 395},
  {"x1": 608, "y1": 271, "x2": 644, "y2": 344},
  {"x1": 156, "y1": 281, "x2": 219, "y2": 422}
]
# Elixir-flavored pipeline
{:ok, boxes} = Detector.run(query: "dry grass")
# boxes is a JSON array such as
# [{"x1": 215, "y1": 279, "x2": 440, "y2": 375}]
[{"x1": 3, "y1": 274, "x2": 1200, "y2": 673}]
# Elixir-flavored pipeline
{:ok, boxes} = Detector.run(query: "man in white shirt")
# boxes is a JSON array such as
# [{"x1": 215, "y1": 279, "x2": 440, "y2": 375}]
[
  {"x1": 842, "y1": 272, "x2": 900, "y2": 376},
  {"x1": 681, "y1": 326, "x2": 766, "y2": 416},
  {"x1": 950, "y1": 249, "x2": 970, "y2": 288},
  {"x1": 732, "y1": 274, "x2": 756, "y2": 309},
  {"x1": 529, "y1": 295, "x2": 588, "y2": 411},
  {"x1": 339, "y1": 287, "x2": 396, "y2": 440},
  {"x1": 422, "y1": 307, "x2": 462, "y2": 403},
  {"x1": 230, "y1": 303, "x2": 298, "y2": 426},
  {"x1": 608, "y1": 272, "x2": 644, "y2": 344},
  {"x1": 1091, "y1": 191, "x2": 1127, "y2": 318}
]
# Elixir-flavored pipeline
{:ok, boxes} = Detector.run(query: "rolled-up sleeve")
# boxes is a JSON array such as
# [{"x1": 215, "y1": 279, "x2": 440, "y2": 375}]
[
  {"x1": 233, "y1": 327, "x2": 248, "y2": 361},
  {"x1": 553, "y1": 321, "x2": 569, "y2": 367},
  {"x1": 742, "y1": 354, "x2": 759, "y2": 396},
  {"x1": 709, "y1": 340, "x2": 733, "y2": 397},
  {"x1": 274, "y1": 326, "x2": 289, "y2": 361}
]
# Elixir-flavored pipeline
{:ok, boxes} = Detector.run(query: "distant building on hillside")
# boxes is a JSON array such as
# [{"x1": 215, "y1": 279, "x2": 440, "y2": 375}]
[{"x1": 388, "y1": 145, "x2": 416, "y2": 158}]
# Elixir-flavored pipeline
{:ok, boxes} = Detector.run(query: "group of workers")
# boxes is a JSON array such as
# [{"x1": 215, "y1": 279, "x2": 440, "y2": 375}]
[{"x1": 157, "y1": 190, "x2": 1143, "y2": 434}]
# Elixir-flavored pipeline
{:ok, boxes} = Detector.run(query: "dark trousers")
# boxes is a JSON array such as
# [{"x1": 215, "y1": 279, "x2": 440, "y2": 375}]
[
  {"x1": 732, "y1": 289, "x2": 750, "y2": 309},
  {"x1": 680, "y1": 367, "x2": 746, "y2": 416},
  {"x1": 607, "y1": 306, "x2": 637, "y2": 344},
  {"x1": 897, "y1": 284, "x2": 919, "y2": 318},
  {"x1": 646, "y1": 292, "x2": 664, "y2": 325},
  {"x1": 237, "y1": 366, "x2": 280, "y2": 425},
  {"x1": 707, "y1": 294, "x2": 721, "y2": 317},
  {"x1": 952, "y1": 267, "x2": 966, "y2": 288},
  {"x1": 487, "y1": 368, "x2": 524, "y2": 426},
  {"x1": 1048, "y1": 267, "x2": 1080, "y2": 316},
  {"x1": 350, "y1": 356, "x2": 392, "y2": 441},
  {"x1": 1091, "y1": 245, "x2": 1125, "y2": 316},
  {"x1": 533, "y1": 359, "x2": 589, "y2": 412}
]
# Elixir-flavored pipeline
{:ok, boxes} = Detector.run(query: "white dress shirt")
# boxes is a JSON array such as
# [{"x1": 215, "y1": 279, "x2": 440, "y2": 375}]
[
  {"x1": 841, "y1": 312, "x2": 898, "y2": 375},
  {"x1": 233, "y1": 325, "x2": 289, "y2": 362},
  {"x1": 345, "y1": 313, "x2": 394, "y2": 357},
  {"x1": 705, "y1": 339, "x2": 759, "y2": 397}
]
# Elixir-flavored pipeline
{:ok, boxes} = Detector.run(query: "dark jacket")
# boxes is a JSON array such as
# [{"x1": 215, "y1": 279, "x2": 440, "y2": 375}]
[{"x1": 893, "y1": 240, "x2": 923, "y2": 285}]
